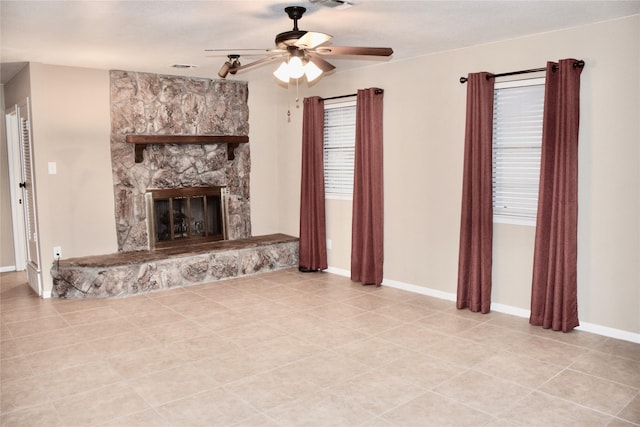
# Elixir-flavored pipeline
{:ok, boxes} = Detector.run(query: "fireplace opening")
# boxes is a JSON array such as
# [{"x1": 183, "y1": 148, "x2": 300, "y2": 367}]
[{"x1": 145, "y1": 186, "x2": 228, "y2": 250}]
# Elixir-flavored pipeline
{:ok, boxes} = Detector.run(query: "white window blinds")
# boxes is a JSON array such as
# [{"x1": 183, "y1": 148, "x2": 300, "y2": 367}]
[
  {"x1": 492, "y1": 78, "x2": 545, "y2": 225},
  {"x1": 324, "y1": 100, "x2": 356, "y2": 199}
]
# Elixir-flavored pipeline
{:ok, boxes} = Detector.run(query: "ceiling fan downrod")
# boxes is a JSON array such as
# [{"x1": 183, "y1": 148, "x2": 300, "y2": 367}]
[{"x1": 285, "y1": 6, "x2": 306, "y2": 31}]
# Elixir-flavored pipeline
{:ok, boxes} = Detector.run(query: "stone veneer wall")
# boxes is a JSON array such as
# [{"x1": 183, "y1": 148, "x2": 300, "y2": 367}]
[{"x1": 110, "y1": 70, "x2": 251, "y2": 252}]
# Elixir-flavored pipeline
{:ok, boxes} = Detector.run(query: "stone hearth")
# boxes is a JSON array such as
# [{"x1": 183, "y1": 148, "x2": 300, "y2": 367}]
[{"x1": 51, "y1": 234, "x2": 299, "y2": 298}]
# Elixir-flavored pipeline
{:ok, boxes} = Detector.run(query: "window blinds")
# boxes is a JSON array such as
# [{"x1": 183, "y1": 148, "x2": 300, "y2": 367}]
[
  {"x1": 492, "y1": 80, "x2": 545, "y2": 224},
  {"x1": 323, "y1": 101, "x2": 356, "y2": 198}
]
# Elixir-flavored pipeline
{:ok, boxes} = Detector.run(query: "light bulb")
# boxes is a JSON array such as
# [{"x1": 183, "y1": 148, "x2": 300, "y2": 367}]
[{"x1": 288, "y1": 56, "x2": 305, "y2": 79}]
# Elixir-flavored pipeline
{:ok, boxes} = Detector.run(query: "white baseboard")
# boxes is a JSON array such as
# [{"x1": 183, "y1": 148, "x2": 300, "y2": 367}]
[
  {"x1": 325, "y1": 266, "x2": 351, "y2": 278},
  {"x1": 490, "y1": 303, "x2": 531, "y2": 319},
  {"x1": 326, "y1": 267, "x2": 640, "y2": 344},
  {"x1": 0, "y1": 265, "x2": 17, "y2": 273},
  {"x1": 576, "y1": 322, "x2": 640, "y2": 344}
]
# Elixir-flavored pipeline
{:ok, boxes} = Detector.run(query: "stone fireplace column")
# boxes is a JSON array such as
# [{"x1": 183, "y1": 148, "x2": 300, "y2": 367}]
[{"x1": 109, "y1": 70, "x2": 251, "y2": 252}]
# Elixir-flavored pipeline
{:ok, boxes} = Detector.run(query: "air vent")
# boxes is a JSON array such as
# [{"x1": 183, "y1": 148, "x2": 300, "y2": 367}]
[
  {"x1": 309, "y1": 0, "x2": 353, "y2": 10},
  {"x1": 171, "y1": 64, "x2": 198, "y2": 69}
]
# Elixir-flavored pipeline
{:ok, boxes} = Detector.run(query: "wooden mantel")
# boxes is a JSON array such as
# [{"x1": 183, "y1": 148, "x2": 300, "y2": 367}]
[{"x1": 125, "y1": 134, "x2": 249, "y2": 163}]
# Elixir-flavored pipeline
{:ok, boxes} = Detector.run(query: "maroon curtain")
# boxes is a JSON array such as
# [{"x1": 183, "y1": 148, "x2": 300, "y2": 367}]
[
  {"x1": 456, "y1": 72, "x2": 494, "y2": 313},
  {"x1": 299, "y1": 96, "x2": 328, "y2": 271},
  {"x1": 351, "y1": 88, "x2": 384, "y2": 285},
  {"x1": 530, "y1": 59, "x2": 583, "y2": 332}
]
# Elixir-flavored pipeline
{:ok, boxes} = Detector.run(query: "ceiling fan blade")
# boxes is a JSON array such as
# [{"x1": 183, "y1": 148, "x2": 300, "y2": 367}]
[
  {"x1": 295, "y1": 31, "x2": 332, "y2": 49},
  {"x1": 205, "y1": 49, "x2": 273, "y2": 60},
  {"x1": 206, "y1": 52, "x2": 269, "y2": 58},
  {"x1": 233, "y1": 54, "x2": 286, "y2": 73},
  {"x1": 314, "y1": 46, "x2": 394, "y2": 56},
  {"x1": 307, "y1": 53, "x2": 336, "y2": 72},
  {"x1": 205, "y1": 48, "x2": 270, "y2": 52}
]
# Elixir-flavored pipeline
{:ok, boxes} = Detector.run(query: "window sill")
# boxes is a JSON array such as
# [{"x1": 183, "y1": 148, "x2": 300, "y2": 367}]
[{"x1": 493, "y1": 215, "x2": 536, "y2": 227}]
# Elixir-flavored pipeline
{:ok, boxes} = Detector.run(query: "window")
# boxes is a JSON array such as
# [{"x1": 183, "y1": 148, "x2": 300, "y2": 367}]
[
  {"x1": 323, "y1": 100, "x2": 356, "y2": 199},
  {"x1": 492, "y1": 78, "x2": 545, "y2": 225}
]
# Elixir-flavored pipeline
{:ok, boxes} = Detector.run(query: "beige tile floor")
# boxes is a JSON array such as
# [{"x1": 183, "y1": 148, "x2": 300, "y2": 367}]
[{"x1": 1, "y1": 269, "x2": 639, "y2": 426}]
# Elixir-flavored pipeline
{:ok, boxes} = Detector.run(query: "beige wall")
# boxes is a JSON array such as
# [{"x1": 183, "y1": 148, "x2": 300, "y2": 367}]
[
  {"x1": 268, "y1": 16, "x2": 640, "y2": 335},
  {"x1": 247, "y1": 80, "x2": 281, "y2": 235},
  {"x1": 3, "y1": 64, "x2": 117, "y2": 292},
  {"x1": 30, "y1": 63, "x2": 118, "y2": 291}
]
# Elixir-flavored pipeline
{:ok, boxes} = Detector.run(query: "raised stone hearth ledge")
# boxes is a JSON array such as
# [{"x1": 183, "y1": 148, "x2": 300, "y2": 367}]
[{"x1": 51, "y1": 234, "x2": 299, "y2": 298}]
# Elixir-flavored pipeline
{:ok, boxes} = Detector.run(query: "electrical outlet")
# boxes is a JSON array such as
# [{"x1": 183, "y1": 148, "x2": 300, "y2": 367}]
[{"x1": 53, "y1": 246, "x2": 62, "y2": 258}]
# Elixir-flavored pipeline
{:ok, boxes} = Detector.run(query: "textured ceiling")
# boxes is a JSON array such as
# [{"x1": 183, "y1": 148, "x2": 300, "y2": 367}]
[{"x1": 1, "y1": 1, "x2": 639, "y2": 84}]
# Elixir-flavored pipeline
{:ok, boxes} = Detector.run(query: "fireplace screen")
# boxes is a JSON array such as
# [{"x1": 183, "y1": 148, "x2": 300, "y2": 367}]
[{"x1": 146, "y1": 186, "x2": 228, "y2": 249}]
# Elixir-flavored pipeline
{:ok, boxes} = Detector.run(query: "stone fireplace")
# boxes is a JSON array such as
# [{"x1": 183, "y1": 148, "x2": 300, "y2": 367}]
[
  {"x1": 109, "y1": 70, "x2": 251, "y2": 252},
  {"x1": 146, "y1": 186, "x2": 228, "y2": 249},
  {"x1": 50, "y1": 70, "x2": 299, "y2": 298}
]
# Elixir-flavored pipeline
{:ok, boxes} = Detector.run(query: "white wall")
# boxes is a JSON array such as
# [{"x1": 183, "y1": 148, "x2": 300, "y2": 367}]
[{"x1": 269, "y1": 16, "x2": 640, "y2": 336}]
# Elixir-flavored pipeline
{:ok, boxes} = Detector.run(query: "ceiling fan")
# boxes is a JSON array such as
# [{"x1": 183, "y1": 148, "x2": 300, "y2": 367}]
[{"x1": 208, "y1": 6, "x2": 393, "y2": 83}]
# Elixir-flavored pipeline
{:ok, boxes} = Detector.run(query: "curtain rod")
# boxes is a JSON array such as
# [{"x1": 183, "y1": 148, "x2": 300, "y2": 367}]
[
  {"x1": 321, "y1": 88, "x2": 384, "y2": 101},
  {"x1": 322, "y1": 93, "x2": 356, "y2": 101},
  {"x1": 459, "y1": 60, "x2": 585, "y2": 84}
]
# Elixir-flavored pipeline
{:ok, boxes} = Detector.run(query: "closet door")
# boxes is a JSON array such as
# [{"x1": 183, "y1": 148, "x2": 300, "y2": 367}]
[{"x1": 18, "y1": 99, "x2": 42, "y2": 295}]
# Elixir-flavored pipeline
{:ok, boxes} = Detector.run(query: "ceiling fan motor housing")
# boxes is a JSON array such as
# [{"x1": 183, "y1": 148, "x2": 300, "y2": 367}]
[{"x1": 275, "y1": 30, "x2": 308, "y2": 49}]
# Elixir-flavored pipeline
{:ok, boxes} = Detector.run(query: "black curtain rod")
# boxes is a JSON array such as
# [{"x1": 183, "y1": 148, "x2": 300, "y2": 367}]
[
  {"x1": 321, "y1": 88, "x2": 384, "y2": 101},
  {"x1": 322, "y1": 93, "x2": 356, "y2": 101},
  {"x1": 459, "y1": 60, "x2": 585, "y2": 84}
]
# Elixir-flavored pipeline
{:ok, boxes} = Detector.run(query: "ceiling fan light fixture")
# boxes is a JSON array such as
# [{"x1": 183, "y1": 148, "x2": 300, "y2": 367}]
[
  {"x1": 218, "y1": 62, "x2": 231, "y2": 78},
  {"x1": 273, "y1": 56, "x2": 324, "y2": 83},
  {"x1": 218, "y1": 55, "x2": 241, "y2": 79},
  {"x1": 304, "y1": 60, "x2": 323, "y2": 82},
  {"x1": 273, "y1": 61, "x2": 291, "y2": 83}
]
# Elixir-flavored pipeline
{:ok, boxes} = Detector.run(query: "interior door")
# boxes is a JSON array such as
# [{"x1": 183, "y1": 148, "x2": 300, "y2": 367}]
[
  {"x1": 6, "y1": 99, "x2": 42, "y2": 295},
  {"x1": 5, "y1": 107, "x2": 26, "y2": 270}
]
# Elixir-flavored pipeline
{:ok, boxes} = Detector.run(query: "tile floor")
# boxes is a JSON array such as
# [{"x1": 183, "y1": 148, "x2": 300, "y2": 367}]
[{"x1": 1, "y1": 269, "x2": 639, "y2": 426}]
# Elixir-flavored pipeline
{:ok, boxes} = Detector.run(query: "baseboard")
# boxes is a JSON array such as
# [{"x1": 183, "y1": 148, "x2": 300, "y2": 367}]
[
  {"x1": 0, "y1": 265, "x2": 17, "y2": 273},
  {"x1": 382, "y1": 276, "x2": 457, "y2": 302},
  {"x1": 325, "y1": 266, "x2": 640, "y2": 344},
  {"x1": 490, "y1": 303, "x2": 531, "y2": 319},
  {"x1": 575, "y1": 322, "x2": 640, "y2": 344},
  {"x1": 325, "y1": 266, "x2": 351, "y2": 278}
]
